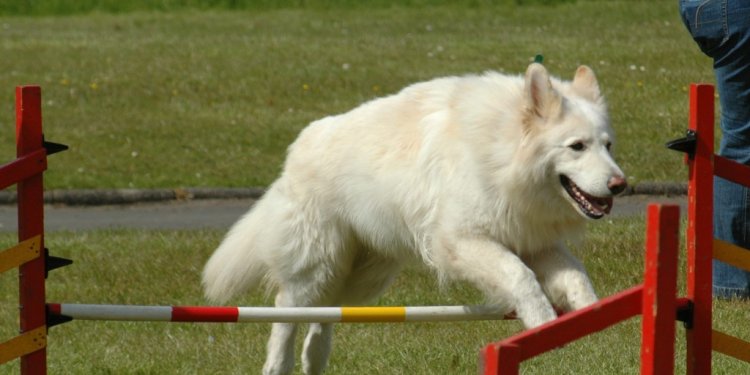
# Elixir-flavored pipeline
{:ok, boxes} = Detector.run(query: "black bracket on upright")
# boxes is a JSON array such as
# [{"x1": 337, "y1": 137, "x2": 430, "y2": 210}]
[
  {"x1": 42, "y1": 134, "x2": 69, "y2": 156},
  {"x1": 46, "y1": 305, "x2": 73, "y2": 329},
  {"x1": 676, "y1": 300, "x2": 694, "y2": 329},
  {"x1": 40, "y1": 134, "x2": 72, "y2": 273},
  {"x1": 45, "y1": 248, "x2": 73, "y2": 279},
  {"x1": 666, "y1": 130, "x2": 697, "y2": 159}
]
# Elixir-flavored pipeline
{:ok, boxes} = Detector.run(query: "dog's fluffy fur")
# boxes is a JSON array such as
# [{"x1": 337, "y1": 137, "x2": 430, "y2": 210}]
[{"x1": 203, "y1": 63, "x2": 626, "y2": 375}]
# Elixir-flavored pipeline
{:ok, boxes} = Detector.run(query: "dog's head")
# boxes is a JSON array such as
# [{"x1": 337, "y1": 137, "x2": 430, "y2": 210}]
[{"x1": 522, "y1": 63, "x2": 627, "y2": 219}]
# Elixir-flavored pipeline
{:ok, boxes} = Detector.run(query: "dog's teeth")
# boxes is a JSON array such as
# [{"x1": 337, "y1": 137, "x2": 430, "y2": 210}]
[{"x1": 562, "y1": 175, "x2": 611, "y2": 218}]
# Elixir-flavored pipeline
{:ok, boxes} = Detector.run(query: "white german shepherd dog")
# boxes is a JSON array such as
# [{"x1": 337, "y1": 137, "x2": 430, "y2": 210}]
[{"x1": 203, "y1": 63, "x2": 627, "y2": 374}]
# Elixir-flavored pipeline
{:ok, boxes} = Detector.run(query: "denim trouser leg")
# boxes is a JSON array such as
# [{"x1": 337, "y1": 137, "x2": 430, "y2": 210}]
[
  {"x1": 680, "y1": 0, "x2": 750, "y2": 298},
  {"x1": 713, "y1": 177, "x2": 750, "y2": 298}
]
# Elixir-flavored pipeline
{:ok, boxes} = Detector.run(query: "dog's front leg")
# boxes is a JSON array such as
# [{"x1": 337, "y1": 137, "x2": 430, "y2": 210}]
[
  {"x1": 435, "y1": 237, "x2": 558, "y2": 328},
  {"x1": 525, "y1": 245, "x2": 598, "y2": 312}
]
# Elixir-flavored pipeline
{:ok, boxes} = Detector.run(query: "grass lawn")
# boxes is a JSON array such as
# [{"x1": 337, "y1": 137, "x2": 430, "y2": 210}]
[
  {"x1": 0, "y1": 0, "x2": 715, "y2": 190},
  {"x1": 1, "y1": 1, "x2": 746, "y2": 374},
  {"x1": 1, "y1": 217, "x2": 749, "y2": 373}
]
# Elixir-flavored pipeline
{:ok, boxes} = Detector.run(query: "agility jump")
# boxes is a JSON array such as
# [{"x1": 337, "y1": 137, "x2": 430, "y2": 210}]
[
  {"x1": 0, "y1": 85, "x2": 531, "y2": 372},
  {"x1": 479, "y1": 83, "x2": 750, "y2": 374},
  {"x1": 1, "y1": 84, "x2": 749, "y2": 374}
]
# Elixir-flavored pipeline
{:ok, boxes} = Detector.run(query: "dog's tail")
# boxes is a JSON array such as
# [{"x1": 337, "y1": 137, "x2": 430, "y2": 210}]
[{"x1": 202, "y1": 194, "x2": 276, "y2": 304}]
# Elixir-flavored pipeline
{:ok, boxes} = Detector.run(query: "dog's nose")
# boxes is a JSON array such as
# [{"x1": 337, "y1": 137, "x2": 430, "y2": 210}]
[{"x1": 608, "y1": 176, "x2": 628, "y2": 195}]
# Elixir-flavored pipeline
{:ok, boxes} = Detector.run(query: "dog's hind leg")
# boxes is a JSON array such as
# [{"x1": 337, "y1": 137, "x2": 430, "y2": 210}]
[
  {"x1": 301, "y1": 323, "x2": 333, "y2": 375},
  {"x1": 338, "y1": 254, "x2": 403, "y2": 305},
  {"x1": 263, "y1": 291, "x2": 300, "y2": 375},
  {"x1": 264, "y1": 275, "x2": 346, "y2": 375},
  {"x1": 264, "y1": 286, "x2": 339, "y2": 375},
  {"x1": 299, "y1": 252, "x2": 403, "y2": 374},
  {"x1": 264, "y1": 244, "x2": 357, "y2": 374},
  {"x1": 265, "y1": 283, "x2": 342, "y2": 375},
  {"x1": 264, "y1": 323, "x2": 297, "y2": 375}
]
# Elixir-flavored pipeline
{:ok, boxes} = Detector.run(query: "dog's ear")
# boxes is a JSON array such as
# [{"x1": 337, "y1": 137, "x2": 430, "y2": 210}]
[
  {"x1": 524, "y1": 63, "x2": 562, "y2": 121},
  {"x1": 571, "y1": 65, "x2": 601, "y2": 102}
]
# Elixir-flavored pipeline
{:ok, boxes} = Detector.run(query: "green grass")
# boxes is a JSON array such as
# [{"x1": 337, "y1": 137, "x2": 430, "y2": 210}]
[
  {"x1": 0, "y1": 2, "x2": 740, "y2": 372},
  {"x1": 0, "y1": 1, "x2": 714, "y2": 190},
  {"x1": 0, "y1": 0, "x2": 575, "y2": 16},
  {"x1": 1, "y1": 218, "x2": 749, "y2": 373},
  {"x1": 0, "y1": 4, "x2": 743, "y2": 372}
]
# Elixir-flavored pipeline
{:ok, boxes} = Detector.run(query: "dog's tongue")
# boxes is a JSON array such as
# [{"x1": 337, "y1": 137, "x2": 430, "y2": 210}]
[{"x1": 592, "y1": 197, "x2": 613, "y2": 215}]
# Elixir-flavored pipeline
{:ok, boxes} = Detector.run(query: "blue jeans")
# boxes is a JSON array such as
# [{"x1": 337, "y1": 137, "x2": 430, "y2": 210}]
[{"x1": 680, "y1": 0, "x2": 750, "y2": 299}]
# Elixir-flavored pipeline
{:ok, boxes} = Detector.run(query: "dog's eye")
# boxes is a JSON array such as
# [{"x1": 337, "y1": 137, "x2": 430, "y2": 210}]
[
  {"x1": 606, "y1": 142, "x2": 612, "y2": 151},
  {"x1": 568, "y1": 142, "x2": 585, "y2": 151}
]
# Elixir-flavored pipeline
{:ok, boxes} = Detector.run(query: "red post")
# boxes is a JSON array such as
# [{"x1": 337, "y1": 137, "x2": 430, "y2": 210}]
[
  {"x1": 480, "y1": 344, "x2": 500, "y2": 375},
  {"x1": 640, "y1": 204, "x2": 680, "y2": 375},
  {"x1": 478, "y1": 285, "x2": 643, "y2": 374},
  {"x1": 685, "y1": 84, "x2": 714, "y2": 375},
  {"x1": 16, "y1": 85, "x2": 47, "y2": 375},
  {"x1": 481, "y1": 343, "x2": 520, "y2": 375},
  {"x1": 495, "y1": 344, "x2": 520, "y2": 374}
]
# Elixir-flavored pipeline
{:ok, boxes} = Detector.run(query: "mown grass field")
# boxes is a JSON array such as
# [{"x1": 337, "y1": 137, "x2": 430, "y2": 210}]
[
  {"x1": 1, "y1": 1, "x2": 747, "y2": 374},
  {"x1": 1, "y1": 218, "x2": 749, "y2": 373},
  {"x1": 0, "y1": 0, "x2": 714, "y2": 189}
]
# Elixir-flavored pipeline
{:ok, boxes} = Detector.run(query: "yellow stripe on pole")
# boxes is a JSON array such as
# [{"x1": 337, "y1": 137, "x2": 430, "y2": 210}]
[
  {"x1": 712, "y1": 330, "x2": 750, "y2": 363},
  {"x1": 340, "y1": 307, "x2": 406, "y2": 322},
  {"x1": 0, "y1": 326, "x2": 46, "y2": 365},
  {"x1": 713, "y1": 239, "x2": 750, "y2": 272},
  {"x1": 0, "y1": 235, "x2": 41, "y2": 274}
]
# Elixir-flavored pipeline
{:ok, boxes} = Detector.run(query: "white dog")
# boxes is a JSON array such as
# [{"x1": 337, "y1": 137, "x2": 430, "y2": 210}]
[{"x1": 203, "y1": 62, "x2": 626, "y2": 374}]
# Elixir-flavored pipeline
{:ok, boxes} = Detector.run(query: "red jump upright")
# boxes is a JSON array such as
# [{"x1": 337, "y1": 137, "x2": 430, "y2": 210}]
[
  {"x1": 482, "y1": 83, "x2": 750, "y2": 374},
  {"x1": 16, "y1": 86, "x2": 49, "y2": 375},
  {"x1": 682, "y1": 84, "x2": 750, "y2": 371},
  {"x1": 0, "y1": 86, "x2": 67, "y2": 374},
  {"x1": 684, "y1": 84, "x2": 714, "y2": 375},
  {"x1": 480, "y1": 204, "x2": 681, "y2": 374}
]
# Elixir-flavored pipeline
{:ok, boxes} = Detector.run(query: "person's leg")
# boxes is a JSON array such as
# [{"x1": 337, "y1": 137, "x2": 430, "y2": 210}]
[
  {"x1": 713, "y1": 177, "x2": 750, "y2": 299},
  {"x1": 712, "y1": 1, "x2": 750, "y2": 299},
  {"x1": 681, "y1": 0, "x2": 750, "y2": 298}
]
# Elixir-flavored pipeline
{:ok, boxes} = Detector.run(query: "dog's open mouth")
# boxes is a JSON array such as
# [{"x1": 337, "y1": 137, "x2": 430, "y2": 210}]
[{"x1": 560, "y1": 175, "x2": 613, "y2": 219}]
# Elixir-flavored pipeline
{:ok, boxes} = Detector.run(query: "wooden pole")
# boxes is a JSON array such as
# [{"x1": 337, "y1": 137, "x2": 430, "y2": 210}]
[
  {"x1": 685, "y1": 83, "x2": 714, "y2": 375},
  {"x1": 16, "y1": 85, "x2": 47, "y2": 375}
]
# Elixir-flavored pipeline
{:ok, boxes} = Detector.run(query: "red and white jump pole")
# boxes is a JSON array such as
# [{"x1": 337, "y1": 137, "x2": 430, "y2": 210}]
[{"x1": 47, "y1": 304, "x2": 511, "y2": 323}]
